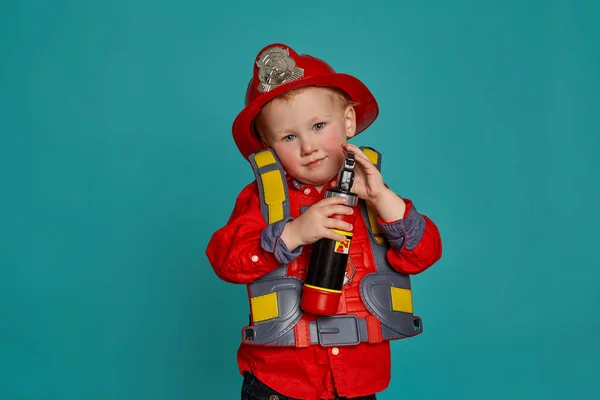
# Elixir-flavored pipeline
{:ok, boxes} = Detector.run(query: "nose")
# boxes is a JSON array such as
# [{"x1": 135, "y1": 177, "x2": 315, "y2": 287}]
[{"x1": 300, "y1": 137, "x2": 317, "y2": 156}]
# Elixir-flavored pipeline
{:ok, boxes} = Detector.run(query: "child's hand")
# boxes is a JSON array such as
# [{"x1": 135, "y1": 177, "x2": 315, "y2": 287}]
[
  {"x1": 342, "y1": 142, "x2": 407, "y2": 222},
  {"x1": 281, "y1": 196, "x2": 354, "y2": 250},
  {"x1": 342, "y1": 143, "x2": 386, "y2": 203}
]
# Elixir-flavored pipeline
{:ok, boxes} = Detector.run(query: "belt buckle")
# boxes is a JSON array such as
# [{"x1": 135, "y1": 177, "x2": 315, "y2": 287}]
[{"x1": 316, "y1": 315, "x2": 360, "y2": 346}]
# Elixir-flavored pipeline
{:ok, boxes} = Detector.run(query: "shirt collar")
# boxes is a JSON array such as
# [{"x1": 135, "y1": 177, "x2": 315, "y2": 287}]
[{"x1": 286, "y1": 174, "x2": 338, "y2": 192}]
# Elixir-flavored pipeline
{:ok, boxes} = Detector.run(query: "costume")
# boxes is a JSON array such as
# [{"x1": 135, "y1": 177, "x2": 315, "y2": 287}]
[{"x1": 205, "y1": 43, "x2": 443, "y2": 400}]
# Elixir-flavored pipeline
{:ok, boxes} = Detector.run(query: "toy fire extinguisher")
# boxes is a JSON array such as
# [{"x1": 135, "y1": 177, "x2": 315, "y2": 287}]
[{"x1": 301, "y1": 153, "x2": 358, "y2": 315}]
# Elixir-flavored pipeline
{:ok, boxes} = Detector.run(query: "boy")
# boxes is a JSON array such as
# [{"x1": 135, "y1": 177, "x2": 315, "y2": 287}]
[{"x1": 206, "y1": 43, "x2": 442, "y2": 400}]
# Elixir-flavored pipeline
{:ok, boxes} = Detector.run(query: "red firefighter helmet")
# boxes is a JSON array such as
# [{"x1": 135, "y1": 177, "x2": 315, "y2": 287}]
[{"x1": 232, "y1": 43, "x2": 379, "y2": 160}]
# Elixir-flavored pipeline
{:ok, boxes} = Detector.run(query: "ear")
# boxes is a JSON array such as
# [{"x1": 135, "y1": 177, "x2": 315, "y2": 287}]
[
  {"x1": 260, "y1": 135, "x2": 270, "y2": 148},
  {"x1": 253, "y1": 121, "x2": 271, "y2": 149},
  {"x1": 344, "y1": 105, "x2": 357, "y2": 138}
]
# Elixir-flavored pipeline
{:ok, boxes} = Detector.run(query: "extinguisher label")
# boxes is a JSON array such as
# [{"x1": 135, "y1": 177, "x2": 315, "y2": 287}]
[
  {"x1": 332, "y1": 229, "x2": 353, "y2": 254},
  {"x1": 335, "y1": 237, "x2": 352, "y2": 254}
]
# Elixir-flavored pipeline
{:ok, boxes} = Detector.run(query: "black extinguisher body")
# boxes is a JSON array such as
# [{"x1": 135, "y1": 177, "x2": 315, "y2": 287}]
[{"x1": 301, "y1": 153, "x2": 358, "y2": 316}]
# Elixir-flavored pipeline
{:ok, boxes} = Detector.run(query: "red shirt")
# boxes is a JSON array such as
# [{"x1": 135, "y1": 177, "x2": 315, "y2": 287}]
[{"x1": 206, "y1": 176, "x2": 442, "y2": 399}]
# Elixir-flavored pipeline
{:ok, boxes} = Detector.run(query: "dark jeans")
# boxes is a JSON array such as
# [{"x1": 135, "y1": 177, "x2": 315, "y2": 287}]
[{"x1": 241, "y1": 372, "x2": 377, "y2": 400}]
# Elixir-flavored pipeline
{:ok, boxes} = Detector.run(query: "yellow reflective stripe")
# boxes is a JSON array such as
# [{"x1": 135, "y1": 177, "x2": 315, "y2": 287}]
[
  {"x1": 250, "y1": 292, "x2": 279, "y2": 322},
  {"x1": 362, "y1": 147, "x2": 379, "y2": 166},
  {"x1": 331, "y1": 229, "x2": 353, "y2": 237},
  {"x1": 390, "y1": 287, "x2": 413, "y2": 313},
  {"x1": 254, "y1": 150, "x2": 277, "y2": 168},
  {"x1": 366, "y1": 202, "x2": 385, "y2": 244},
  {"x1": 304, "y1": 284, "x2": 342, "y2": 294},
  {"x1": 360, "y1": 148, "x2": 385, "y2": 244},
  {"x1": 373, "y1": 237, "x2": 386, "y2": 244},
  {"x1": 260, "y1": 169, "x2": 286, "y2": 224}
]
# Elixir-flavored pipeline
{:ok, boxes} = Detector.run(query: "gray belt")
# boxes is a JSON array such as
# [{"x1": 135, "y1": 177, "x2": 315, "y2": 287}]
[{"x1": 308, "y1": 315, "x2": 369, "y2": 346}]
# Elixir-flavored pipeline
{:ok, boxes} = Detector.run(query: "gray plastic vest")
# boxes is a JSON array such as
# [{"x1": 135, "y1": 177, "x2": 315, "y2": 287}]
[{"x1": 242, "y1": 147, "x2": 423, "y2": 347}]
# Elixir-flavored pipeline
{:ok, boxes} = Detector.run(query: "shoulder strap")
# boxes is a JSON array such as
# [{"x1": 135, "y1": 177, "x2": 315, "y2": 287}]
[
  {"x1": 359, "y1": 146, "x2": 382, "y2": 172},
  {"x1": 359, "y1": 146, "x2": 386, "y2": 244},
  {"x1": 248, "y1": 148, "x2": 290, "y2": 224}
]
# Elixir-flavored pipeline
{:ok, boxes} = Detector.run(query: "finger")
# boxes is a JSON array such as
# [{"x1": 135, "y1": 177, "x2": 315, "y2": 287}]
[
  {"x1": 323, "y1": 228, "x2": 349, "y2": 243},
  {"x1": 354, "y1": 149, "x2": 374, "y2": 164},
  {"x1": 343, "y1": 142, "x2": 360, "y2": 151},
  {"x1": 319, "y1": 196, "x2": 349, "y2": 206},
  {"x1": 323, "y1": 205, "x2": 354, "y2": 216},
  {"x1": 343, "y1": 143, "x2": 369, "y2": 158},
  {"x1": 352, "y1": 154, "x2": 377, "y2": 172},
  {"x1": 325, "y1": 218, "x2": 354, "y2": 233},
  {"x1": 343, "y1": 145, "x2": 372, "y2": 165}
]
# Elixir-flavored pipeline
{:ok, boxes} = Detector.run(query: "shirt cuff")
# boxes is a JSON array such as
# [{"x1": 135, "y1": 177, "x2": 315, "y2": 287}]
[
  {"x1": 261, "y1": 217, "x2": 303, "y2": 264},
  {"x1": 377, "y1": 203, "x2": 426, "y2": 250}
]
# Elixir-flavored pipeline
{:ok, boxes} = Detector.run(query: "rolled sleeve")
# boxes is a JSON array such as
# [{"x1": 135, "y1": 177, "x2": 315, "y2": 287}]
[
  {"x1": 378, "y1": 203, "x2": 426, "y2": 250},
  {"x1": 261, "y1": 217, "x2": 303, "y2": 264}
]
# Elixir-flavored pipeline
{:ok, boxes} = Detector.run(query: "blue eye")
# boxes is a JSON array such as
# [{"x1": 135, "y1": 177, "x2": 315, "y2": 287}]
[
  {"x1": 283, "y1": 135, "x2": 296, "y2": 142},
  {"x1": 313, "y1": 123, "x2": 325, "y2": 131}
]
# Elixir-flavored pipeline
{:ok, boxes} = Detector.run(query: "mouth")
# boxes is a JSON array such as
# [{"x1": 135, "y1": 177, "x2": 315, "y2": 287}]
[{"x1": 305, "y1": 157, "x2": 326, "y2": 168}]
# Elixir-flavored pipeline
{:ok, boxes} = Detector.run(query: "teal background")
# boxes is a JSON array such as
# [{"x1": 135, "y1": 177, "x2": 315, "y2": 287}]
[{"x1": 1, "y1": 0, "x2": 599, "y2": 399}]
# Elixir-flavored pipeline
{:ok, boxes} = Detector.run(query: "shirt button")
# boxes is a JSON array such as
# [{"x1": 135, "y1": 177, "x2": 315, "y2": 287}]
[
  {"x1": 331, "y1": 181, "x2": 337, "y2": 187},
  {"x1": 269, "y1": 396, "x2": 279, "y2": 400},
  {"x1": 331, "y1": 347, "x2": 339, "y2": 355},
  {"x1": 251, "y1": 255, "x2": 259, "y2": 262},
  {"x1": 303, "y1": 188, "x2": 311, "y2": 195}
]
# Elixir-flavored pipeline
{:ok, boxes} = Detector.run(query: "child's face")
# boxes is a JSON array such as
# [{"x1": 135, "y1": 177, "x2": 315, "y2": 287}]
[{"x1": 258, "y1": 87, "x2": 356, "y2": 189}]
